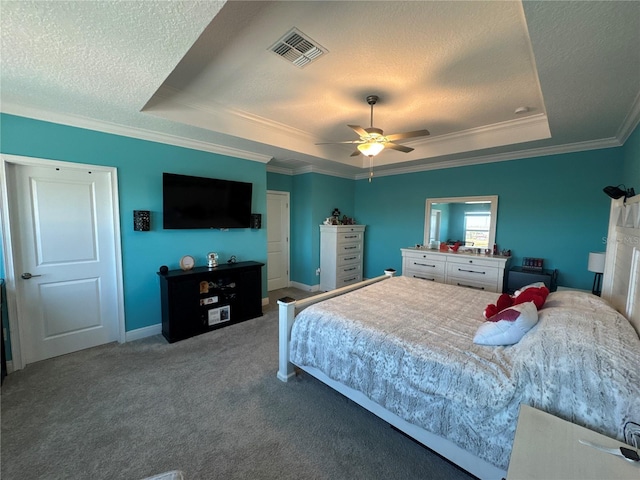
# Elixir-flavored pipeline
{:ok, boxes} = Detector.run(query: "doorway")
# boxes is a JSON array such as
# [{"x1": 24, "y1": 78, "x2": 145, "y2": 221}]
[
  {"x1": 1, "y1": 154, "x2": 124, "y2": 370},
  {"x1": 266, "y1": 190, "x2": 290, "y2": 291}
]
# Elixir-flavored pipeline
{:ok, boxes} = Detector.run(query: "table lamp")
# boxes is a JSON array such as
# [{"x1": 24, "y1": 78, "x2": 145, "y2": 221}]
[{"x1": 588, "y1": 252, "x2": 606, "y2": 296}]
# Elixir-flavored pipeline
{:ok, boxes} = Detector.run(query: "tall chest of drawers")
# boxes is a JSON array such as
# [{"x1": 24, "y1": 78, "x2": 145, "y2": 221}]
[
  {"x1": 401, "y1": 247, "x2": 509, "y2": 293},
  {"x1": 320, "y1": 225, "x2": 365, "y2": 291}
]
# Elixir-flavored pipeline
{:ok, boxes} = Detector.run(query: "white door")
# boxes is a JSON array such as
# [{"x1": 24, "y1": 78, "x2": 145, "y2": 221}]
[
  {"x1": 267, "y1": 191, "x2": 289, "y2": 291},
  {"x1": 6, "y1": 159, "x2": 122, "y2": 365}
]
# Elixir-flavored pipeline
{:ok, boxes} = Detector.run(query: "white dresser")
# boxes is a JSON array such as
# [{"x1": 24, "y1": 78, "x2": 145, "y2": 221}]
[
  {"x1": 401, "y1": 247, "x2": 509, "y2": 293},
  {"x1": 320, "y1": 225, "x2": 365, "y2": 291}
]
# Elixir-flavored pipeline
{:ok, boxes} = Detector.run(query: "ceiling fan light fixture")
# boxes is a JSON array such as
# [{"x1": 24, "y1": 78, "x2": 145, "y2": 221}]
[{"x1": 358, "y1": 142, "x2": 385, "y2": 157}]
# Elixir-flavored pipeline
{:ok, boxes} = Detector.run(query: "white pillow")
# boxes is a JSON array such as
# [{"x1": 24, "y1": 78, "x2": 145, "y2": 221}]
[{"x1": 473, "y1": 301, "x2": 539, "y2": 346}]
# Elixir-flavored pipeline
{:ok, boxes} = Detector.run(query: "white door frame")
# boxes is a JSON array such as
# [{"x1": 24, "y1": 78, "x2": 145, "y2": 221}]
[
  {"x1": 267, "y1": 190, "x2": 290, "y2": 290},
  {"x1": 0, "y1": 154, "x2": 126, "y2": 371}
]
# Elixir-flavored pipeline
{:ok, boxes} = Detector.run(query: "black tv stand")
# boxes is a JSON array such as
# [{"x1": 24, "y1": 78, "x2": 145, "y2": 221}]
[{"x1": 158, "y1": 261, "x2": 264, "y2": 343}]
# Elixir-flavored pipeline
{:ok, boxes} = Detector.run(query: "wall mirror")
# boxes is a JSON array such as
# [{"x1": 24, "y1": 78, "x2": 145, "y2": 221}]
[{"x1": 423, "y1": 195, "x2": 498, "y2": 250}]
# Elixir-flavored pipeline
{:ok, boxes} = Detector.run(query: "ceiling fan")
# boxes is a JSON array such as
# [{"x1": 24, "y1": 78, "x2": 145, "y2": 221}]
[{"x1": 316, "y1": 95, "x2": 430, "y2": 158}]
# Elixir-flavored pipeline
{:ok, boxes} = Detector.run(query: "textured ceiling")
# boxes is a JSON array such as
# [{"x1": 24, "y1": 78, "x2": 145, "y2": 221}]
[{"x1": 1, "y1": 1, "x2": 639, "y2": 178}]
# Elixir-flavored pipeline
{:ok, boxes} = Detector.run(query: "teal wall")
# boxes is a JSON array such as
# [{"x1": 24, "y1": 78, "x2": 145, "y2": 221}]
[
  {"x1": 356, "y1": 148, "x2": 623, "y2": 289},
  {"x1": 266, "y1": 172, "x2": 293, "y2": 192},
  {"x1": 270, "y1": 134, "x2": 632, "y2": 292},
  {"x1": 2, "y1": 113, "x2": 636, "y2": 358},
  {"x1": 271, "y1": 172, "x2": 355, "y2": 286},
  {"x1": 355, "y1": 148, "x2": 625, "y2": 289},
  {"x1": 1, "y1": 114, "x2": 268, "y2": 336}
]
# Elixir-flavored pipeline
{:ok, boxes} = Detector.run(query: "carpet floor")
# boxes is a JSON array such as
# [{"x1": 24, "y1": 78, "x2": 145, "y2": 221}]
[{"x1": 1, "y1": 288, "x2": 474, "y2": 480}]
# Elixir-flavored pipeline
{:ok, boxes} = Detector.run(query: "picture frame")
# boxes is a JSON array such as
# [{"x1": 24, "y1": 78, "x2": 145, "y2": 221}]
[{"x1": 208, "y1": 305, "x2": 231, "y2": 326}]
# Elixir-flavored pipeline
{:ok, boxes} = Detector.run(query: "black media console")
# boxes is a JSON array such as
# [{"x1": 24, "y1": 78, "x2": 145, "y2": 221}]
[{"x1": 158, "y1": 261, "x2": 264, "y2": 343}]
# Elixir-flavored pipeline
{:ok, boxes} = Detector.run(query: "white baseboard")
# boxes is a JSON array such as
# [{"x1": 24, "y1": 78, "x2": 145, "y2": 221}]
[
  {"x1": 262, "y1": 296, "x2": 269, "y2": 306},
  {"x1": 290, "y1": 281, "x2": 320, "y2": 292},
  {"x1": 125, "y1": 323, "x2": 162, "y2": 342},
  {"x1": 6, "y1": 360, "x2": 13, "y2": 374}
]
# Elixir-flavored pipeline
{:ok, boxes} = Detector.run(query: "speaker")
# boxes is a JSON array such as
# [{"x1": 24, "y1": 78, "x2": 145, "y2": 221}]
[
  {"x1": 159, "y1": 265, "x2": 169, "y2": 275},
  {"x1": 250, "y1": 213, "x2": 261, "y2": 229}
]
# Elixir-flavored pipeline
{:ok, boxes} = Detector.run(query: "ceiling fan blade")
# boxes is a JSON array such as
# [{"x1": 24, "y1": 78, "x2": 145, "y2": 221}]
[
  {"x1": 348, "y1": 124, "x2": 369, "y2": 137},
  {"x1": 350, "y1": 149, "x2": 362, "y2": 157},
  {"x1": 315, "y1": 140, "x2": 363, "y2": 145},
  {"x1": 385, "y1": 129, "x2": 430, "y2": 142},
  {"x1": 384, "y1": 142, "x2": 414, "y2": 153}
]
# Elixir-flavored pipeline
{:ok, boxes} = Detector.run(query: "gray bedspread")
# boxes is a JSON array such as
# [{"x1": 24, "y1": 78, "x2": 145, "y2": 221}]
[{"x1": 289, "y1": 276, "x2": 640, "y2": 470}]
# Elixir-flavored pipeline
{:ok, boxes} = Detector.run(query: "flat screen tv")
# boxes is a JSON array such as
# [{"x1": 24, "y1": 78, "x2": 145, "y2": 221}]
[{"x1": 163, "y1": 172, "x2": 253, "y2": 229}]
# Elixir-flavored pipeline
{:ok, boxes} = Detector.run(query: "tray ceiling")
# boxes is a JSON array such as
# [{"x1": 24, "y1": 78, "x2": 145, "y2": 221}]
[{"x1": 1, "y1": 1, "x2": 639, "y2": 178}]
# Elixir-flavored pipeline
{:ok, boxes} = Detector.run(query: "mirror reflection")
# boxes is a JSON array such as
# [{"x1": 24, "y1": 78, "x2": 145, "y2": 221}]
[{"x1": 423, "y1": 195, "x2": 498, "y2": 250}]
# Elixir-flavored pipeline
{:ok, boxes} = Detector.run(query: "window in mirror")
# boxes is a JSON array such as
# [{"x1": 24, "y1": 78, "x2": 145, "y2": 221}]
[
  {"x1": 464, "y1": 212, "x2": 491, "y2": 248},
  {"x1": 424, "y1": 195, "x2": 498, "y2": 249}
]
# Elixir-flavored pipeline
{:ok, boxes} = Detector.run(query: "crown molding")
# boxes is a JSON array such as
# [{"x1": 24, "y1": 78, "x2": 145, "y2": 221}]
[
  {"x1": 617, "y1": 89, "x2": 640, "y2": 144},
  {"x1": 2, "y1": 102, "x2": 629, "y2": 181},
  {"x1": 266, "y1": 165, "x2": 294, "y2": 175},
  {"x1": 1, "y1": 103, "x2": 273, "y2": 164},
  {"x1": 353, "y1": 136, "x2": 622, "y2": 180}
]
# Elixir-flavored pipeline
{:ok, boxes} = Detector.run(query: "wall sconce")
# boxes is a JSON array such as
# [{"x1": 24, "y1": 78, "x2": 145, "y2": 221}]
[
  {"x1": 587, "y1": 251, "x2": 606, "y2": 296},
  {"x1": 133, "y1": 210, "x2": 150, "y2": 231},
  {"x1": 250, "y1": 213, "x2": 261, "y2": 229}
]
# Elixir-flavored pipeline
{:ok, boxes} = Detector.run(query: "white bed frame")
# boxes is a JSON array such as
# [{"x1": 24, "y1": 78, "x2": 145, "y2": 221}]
[{"x1": 277, "y1": 194, "x2": 640, "y2": 480}]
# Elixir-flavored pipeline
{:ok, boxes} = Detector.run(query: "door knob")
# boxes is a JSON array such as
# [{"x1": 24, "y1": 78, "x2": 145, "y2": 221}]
[{"x1": 21, "y1": 272, "x2": 42, "y2": 280}]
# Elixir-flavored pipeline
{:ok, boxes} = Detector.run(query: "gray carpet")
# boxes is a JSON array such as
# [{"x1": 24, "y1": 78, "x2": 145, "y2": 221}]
[{"x1": 1, "y1": 288, "x2": 474, "y2": 480}]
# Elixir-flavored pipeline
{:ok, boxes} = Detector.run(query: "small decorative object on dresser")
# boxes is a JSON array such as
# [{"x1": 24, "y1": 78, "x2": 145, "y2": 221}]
[
  {"x1": 320, "y1": 224, "x2": 365, "y2": 291},
  {"x1": 401, "y1": 247, "x2": 510, "y2": 293},
  {"x1": 207, "y1": 252, "x2": 218, "y2": 268},
  {"x1": 179, "y1": 255, "x2": 195, "y2": 271}
]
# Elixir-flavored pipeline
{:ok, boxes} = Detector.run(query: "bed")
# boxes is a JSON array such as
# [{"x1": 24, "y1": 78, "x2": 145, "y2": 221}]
[{"x1": 277, "y1": 194, "x2": 640, "y2": 480}]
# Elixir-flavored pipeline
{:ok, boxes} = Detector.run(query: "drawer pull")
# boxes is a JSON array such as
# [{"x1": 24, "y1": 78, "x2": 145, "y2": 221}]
[
  {"x1": 344, "y1": 267, "x2": 357, "y2": 272},
  {"x1": 344, "y1": 256, "x2": 357, "y2": 261},
  {"x1": 458, "y1": 268, "x2": 485, "y2": 275},
  {"x1": 344, "y1": 246, "x2": 357, "y2": 250},
  {"x1": 413, "y1": 275, "x2": 435, "y2": 281},
  {"x1": 344, "y1": 235, "x2": 359, "y2": 239},
  {"x1": 342, "y1": 276, "x2": 358, "y2": 283},
  {"x1": 414, "y1": 262, "x2": 436, "y2": 268},
  {"x1": 457, "y1": 282, "x2": 485, "y2": 290}
]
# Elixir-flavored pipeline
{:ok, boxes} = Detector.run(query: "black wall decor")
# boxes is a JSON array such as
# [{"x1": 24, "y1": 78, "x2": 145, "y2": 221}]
[
  {"x1": 250, "y1": 213, "x2": 262, "y2": 229},
  {"x1": 133, "y1": 210, "x2": 151, "y2": 231}
]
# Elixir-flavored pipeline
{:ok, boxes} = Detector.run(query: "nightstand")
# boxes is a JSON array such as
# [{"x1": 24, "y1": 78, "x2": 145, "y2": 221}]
[
  {"x1": 506, "y1": 266, "x2": 557, "y2": 294},
  {"x1": 507, "y1": 405, "x2": 639, "y2": 479}
]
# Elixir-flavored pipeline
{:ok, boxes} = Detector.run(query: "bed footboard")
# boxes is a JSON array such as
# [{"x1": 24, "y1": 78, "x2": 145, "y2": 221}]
[{"x1": 277, "y1": 273, "x2": 393, "y2": 382}]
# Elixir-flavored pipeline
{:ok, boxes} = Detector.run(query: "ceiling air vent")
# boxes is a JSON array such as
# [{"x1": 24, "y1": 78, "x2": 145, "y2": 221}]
[{"x1": 270, "y1": 28, "x2": 327, "y2": 68}]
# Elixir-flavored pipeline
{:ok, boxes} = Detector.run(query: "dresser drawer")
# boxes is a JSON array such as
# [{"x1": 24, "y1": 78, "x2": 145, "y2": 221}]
[
  {"x1": 405, "y1": 270, "x2": 445, "y2": 283},
  {"x1": 404, "y1": 257, "x2": 445, "y2": 276},
  {"x1": 446, "y1": 262, "x2": 499, "y2": 284},
  {"x1": 446, "y1": 276, "x2": 495, "y2": 291},
  {"x1": 337, "y1": 230, "x2": 364, "y2": 244},
  {"x1": 337, "y1": 242, "x2": 362, "y2": 255},
  {"x1": 337, "y1": 262, "x2": 361, "y2": 277},
  {"x1": 337, "y1": 272, "x2": 362, "y2": 287},
  {"x1": 445, "y1": 255, "x2": 500, "y2": 269},
  {"x1": 337, "y1": 252, "x2": 362, "y2": 267}
]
